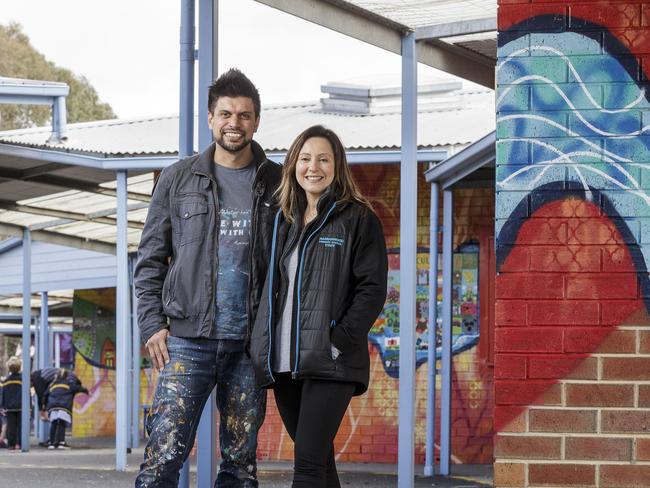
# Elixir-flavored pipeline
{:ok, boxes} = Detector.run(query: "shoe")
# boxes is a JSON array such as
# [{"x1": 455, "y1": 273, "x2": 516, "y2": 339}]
[
  {"x1": 47, "y1": 444, "x2": 55, "y2": 450},
  {"x1": 57, "y1": 444, "x2": 69, "y2": 450}
]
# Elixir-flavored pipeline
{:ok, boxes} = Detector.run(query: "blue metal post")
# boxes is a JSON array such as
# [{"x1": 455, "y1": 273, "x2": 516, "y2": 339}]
[
  {"x1": 39, "y1": 292, "x2": 50, "y2": 444},
  {"x1": 197, "y1": 0, "x2": 218, "y2": 486},
  {"x1": 52, "y1": 96, "x2": 67, "y2": 141},
  {"x1": 115, "y1": 170, "x2": 130, "y2": 470},
  {"x1": 398, "y1": 31, "x2": 417, "y2": 488},
  {"x1": 21, "y1": 229, "x2": 31, "y2": 452},
  {"x1": 179, "y1": 1, "x2": 196, "y2": 483},
  {"x1": 424, "y1": 182, "x2": 439, "y2": 477},
  {"x1": 130, "y1": 255, "x2": 141, "y2": 450},
  {"x1": 180, "y1": 0, "x2": 195, "y2": 159},
  {"x1": 440, "y1": 189, "x2": 454, "y2": 475}
]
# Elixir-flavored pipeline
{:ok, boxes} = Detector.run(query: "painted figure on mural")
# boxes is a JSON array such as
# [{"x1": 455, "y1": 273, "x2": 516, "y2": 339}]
[
  {"x1": 249, "y1": 125, "x2": 388, "y2": 487},
  {"x1": 134, "y1": 68, "x2": 282, "y2": 487}
]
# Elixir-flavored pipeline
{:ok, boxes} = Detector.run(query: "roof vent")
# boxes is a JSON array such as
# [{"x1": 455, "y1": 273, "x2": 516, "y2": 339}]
[{"x1": 320, "y1": 75, "x2": 463, "y2": 115}]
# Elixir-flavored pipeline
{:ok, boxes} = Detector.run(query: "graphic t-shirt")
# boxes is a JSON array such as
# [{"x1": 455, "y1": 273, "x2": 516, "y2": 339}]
[{"x1": 212, "y1": 161, "x2": 256, "y2": 339}]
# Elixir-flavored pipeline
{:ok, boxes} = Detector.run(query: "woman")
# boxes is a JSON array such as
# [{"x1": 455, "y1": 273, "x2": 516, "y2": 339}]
[{"x1": 250, "y1": 125, "x2": 388, "y2": 487}]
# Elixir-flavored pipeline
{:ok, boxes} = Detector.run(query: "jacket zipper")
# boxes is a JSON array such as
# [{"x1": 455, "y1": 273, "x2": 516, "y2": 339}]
[
  {"x1": 292, "y1": 202, "x2": 337, "y2": 379},
  {"x1": 265, "y1": 209, "x2": 282, "y2": 382}
]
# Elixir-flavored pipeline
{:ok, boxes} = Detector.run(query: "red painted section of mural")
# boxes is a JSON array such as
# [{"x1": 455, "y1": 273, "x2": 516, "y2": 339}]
[{"x1": 495, "y1": 198, "x2": 646, "y2": 433}]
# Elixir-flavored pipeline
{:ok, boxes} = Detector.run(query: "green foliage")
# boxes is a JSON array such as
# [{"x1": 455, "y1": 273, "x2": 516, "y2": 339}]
[{"x1": 0, "y1": 22, "x2": 116, "y2": 130}]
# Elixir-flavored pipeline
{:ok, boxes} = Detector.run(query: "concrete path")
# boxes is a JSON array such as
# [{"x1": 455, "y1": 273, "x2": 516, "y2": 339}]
[{"x1": 0, "y1": 440, "x2": 492, "y2": 487}]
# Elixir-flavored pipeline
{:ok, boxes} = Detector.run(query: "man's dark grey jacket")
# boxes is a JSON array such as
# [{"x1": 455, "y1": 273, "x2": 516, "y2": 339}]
[{"x1": 134, "y1": 141, "x2": 282, "y2": 344}]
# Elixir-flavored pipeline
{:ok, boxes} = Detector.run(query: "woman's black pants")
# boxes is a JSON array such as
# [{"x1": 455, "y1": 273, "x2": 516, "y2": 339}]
[{"x1": 273, "y1": 373, "x2": 355, "y2": 488}]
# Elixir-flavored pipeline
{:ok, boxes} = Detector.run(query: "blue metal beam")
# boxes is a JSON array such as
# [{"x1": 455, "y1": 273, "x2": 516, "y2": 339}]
[
  {"x1": 424, "y1": 182, "x2": 439, "y2": 477},
  {"x1": 38, "y1": 291, "x2": 50, "y2": 444},
  {"x1": 49, "y1": 96, "x2": 68, "y2": 142},
  {"x1": 0, "y1": 143, "x2": 176, "y2": 171},
  {"x1": 115, "y1": 170, "x2": 130, "y2": 470},
  {"x1": 440, "y1": 189, "x2": 454, "y2": 475},
  {"x1": 266, "y1": 149, "x2": 447, "y2": 165},
  {"x1": 0, "y1": 80, "x2": 69, "y2": 97},
  {"x1": 0, "y1": 95, "x2": 57, "y2": 105},
  {"x1": 178, "y1": 1, "x2": 196, "y2": 484},
  {"x1": 197, "y1": 0, "x2": 218, "y2": 486},
  {"x1": 398, "y1": 31, "x2": 417, "y2": 488},
  {"x1": 21, "y1": 228, "x2": 31, "y2": 452},
  {"x1": 130, "y1": 255, "x2": 141, "y2": 451}
]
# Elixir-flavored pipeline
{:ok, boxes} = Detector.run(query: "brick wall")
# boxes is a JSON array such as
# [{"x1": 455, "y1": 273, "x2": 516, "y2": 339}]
[{"x1": 496, "y1": 1, "x2": 650, "y2": 486}]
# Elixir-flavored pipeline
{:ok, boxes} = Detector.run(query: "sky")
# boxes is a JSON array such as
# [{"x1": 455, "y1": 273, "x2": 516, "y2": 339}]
[{"x1": 0, "y1": 0, "x2": 455, "y2": 119}]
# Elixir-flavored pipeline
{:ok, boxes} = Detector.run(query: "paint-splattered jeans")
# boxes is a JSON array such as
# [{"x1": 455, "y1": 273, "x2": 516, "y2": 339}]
[{"x1": 135, "y1": 336, "x2": 266, "y2": 488}]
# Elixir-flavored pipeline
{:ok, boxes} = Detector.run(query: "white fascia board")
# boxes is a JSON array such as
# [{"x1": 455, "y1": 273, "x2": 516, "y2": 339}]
[
  {"x1": 0, "y1": 82, "x2": 69, "y2": 98},
  {"x1": 415, "y1": 18, "x2": 497, "y2": 41}
]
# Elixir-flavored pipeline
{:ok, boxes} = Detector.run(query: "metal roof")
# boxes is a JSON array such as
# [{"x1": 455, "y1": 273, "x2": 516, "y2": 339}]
[
  {"x1": 0, "y1": 80, "x2": 494, "y2": 253},
  {"x1": 255, "y1": 0, "x2": 497, "y2": 87},
  {"x1": 345, "y1": 0, "x2": 495, "y2": 28},
  {"x1": 0, "y1": 88, "x2": 494, "y2": 155}
]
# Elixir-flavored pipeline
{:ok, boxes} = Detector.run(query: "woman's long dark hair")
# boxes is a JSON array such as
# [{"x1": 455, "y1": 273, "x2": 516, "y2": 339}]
[{"x1": 277, "y1": 125, "x2": 372, "y2": 223}]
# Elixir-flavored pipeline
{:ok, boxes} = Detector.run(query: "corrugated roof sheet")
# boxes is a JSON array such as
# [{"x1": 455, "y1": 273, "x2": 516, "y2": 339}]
[
  {"x1": 343, "y1": 0, "x2": 496, "y2": 29},
  {"x1": 0, "y1": 90, "x2": 495, "y2": 156}
]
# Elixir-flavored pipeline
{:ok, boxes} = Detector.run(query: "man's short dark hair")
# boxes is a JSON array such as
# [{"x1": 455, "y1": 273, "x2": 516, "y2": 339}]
[{"x1": 208, "y1": 68, "x2": 261, "y2": 117}]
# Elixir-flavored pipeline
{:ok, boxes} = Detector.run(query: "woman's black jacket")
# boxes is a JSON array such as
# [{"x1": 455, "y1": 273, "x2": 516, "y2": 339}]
[{"x1": 249, "y1": 194, "x2": 388, "y2": 396}]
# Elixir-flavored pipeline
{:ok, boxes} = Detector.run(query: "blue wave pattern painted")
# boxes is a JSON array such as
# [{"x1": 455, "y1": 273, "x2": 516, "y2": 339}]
[{"x1": 497, "y1": 32, "x2": 650, "y2": 266}]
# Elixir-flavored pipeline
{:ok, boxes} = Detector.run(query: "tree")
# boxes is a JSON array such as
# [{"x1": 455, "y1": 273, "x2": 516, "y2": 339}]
[{"x1": 0, "y1": 22, "x2": 116, "y2": 130}]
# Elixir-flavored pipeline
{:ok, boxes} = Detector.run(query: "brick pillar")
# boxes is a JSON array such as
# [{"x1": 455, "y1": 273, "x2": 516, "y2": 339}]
[{"x1": 496, "y1": 2, "x2": 650, "y2": 486}]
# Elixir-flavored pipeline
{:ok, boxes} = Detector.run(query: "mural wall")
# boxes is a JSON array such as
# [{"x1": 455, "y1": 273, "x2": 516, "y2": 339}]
[
  {"x1": 496, "y1": 1, "x2": 650, "y2": 485},
  {"x1": 72, "y1": 288, "x2": 156, "y2": 438}
]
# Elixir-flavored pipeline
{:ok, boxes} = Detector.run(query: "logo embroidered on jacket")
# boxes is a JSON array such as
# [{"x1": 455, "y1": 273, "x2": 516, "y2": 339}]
[{"x1": 318, "y1": 237, "x2": 344, "y2": 248}]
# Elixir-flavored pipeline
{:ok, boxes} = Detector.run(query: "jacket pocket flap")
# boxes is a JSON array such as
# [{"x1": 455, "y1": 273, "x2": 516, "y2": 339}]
[{"x1": 177, "y1": 202, "x2": 208, "y2": 219}]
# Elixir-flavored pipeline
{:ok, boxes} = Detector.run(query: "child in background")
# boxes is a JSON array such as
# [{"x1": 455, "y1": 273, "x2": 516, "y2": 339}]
[
  {"x1": 0, "y1": 357, "x2": 23, "y2": 451},
  {"x1": 44, "y1": 368, "x2": 88, "y2": 449}
]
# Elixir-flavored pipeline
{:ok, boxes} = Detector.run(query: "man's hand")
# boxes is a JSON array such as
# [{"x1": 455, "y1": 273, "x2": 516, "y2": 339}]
[{"x1": 146, "y1": 329, "x2": 170, "y2": 372}]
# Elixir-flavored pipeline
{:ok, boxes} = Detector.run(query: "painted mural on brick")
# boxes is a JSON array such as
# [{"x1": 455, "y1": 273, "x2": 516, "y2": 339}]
[
  {"x1": 496, "y1": 1, "x2": 650, "y2": 485},
  {"x1": 71, "y1": 288, "x2": 156, "y2": 438}
]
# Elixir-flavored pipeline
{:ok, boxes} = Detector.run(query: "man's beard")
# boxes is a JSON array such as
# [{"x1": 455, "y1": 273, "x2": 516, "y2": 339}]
[{"x1": 216, "y1": 131, "x2": 252, "y2": 153}]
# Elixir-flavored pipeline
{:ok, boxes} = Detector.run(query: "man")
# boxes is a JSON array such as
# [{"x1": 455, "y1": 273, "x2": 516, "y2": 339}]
[{"x1": 134, "y1": 69, "x2": 281, "y2": 487}]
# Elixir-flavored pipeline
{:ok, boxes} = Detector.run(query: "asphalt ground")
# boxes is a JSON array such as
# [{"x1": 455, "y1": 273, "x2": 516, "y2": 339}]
[{"x1": 0, "y1": 439, "x2": 493, "y2": 487}]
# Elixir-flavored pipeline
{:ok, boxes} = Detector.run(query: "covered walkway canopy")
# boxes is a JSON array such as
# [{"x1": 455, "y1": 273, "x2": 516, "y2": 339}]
[{"x1": 0, "y1": 2, "x2": 497, "y2": 487}]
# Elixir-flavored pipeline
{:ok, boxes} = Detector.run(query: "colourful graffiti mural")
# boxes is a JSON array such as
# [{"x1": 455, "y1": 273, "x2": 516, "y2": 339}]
[
  {"x1": 71, "y1": 288, "x2": 156, "y2": 438},
  {"x1": 369, "y1": 247, "x2": 480, "y2": 378},
  {"x1": 496, "y1": 1, "x2": 650, "y2": 485}
]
